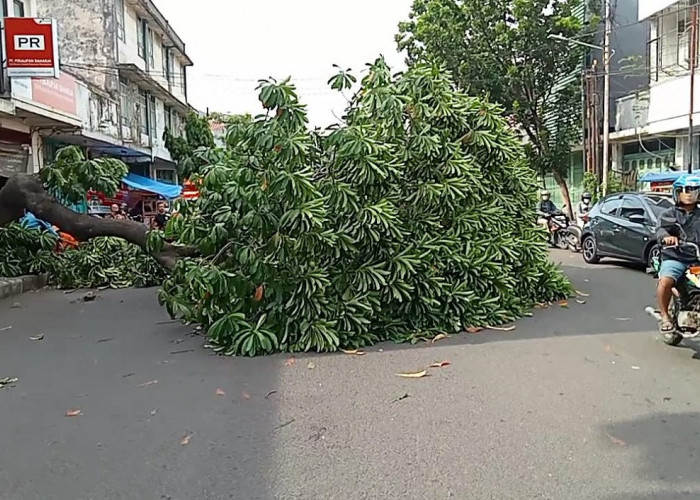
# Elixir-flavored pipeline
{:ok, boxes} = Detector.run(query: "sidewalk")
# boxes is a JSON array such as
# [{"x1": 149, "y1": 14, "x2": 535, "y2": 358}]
[{"x1": 0, "y1": 274, "x2": 47, "y2": 300}]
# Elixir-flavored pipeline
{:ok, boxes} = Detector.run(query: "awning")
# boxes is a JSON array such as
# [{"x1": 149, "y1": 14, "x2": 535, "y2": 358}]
[
  {"x1": 122, "y1": 173, "x2": 182, "y2": 199},
  {"x1": 640, "y1": 171, "x2": 685, "y2": 183}
]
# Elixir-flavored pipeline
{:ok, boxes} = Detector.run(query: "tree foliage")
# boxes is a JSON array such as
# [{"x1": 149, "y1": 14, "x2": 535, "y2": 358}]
[
  {"x1": 396, "y1": 0, "x2": 598, "y2": 215},
  {"x1": 0, "y1": 147, "x2": 165, "y2": 289},
  {"x1": 157, "y1": 59, "x2": 571, "y2": 357}
]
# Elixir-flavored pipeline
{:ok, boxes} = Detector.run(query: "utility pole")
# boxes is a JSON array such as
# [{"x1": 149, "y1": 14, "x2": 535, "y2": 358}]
[
  {"x1": 688, "y1": 5, "x2": 698, "y2": 174},
  {"x1": 602, "y1": 0, "x2": 611, "y2": 195}
]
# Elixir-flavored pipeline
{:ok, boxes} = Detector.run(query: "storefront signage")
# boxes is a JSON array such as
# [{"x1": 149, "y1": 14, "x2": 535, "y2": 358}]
[
  {"x1": 11, "y1": 72, "x2": 78, "y2": 116},
  {"x1": 3, "y1": 18, "x2": 59, "y2": 78}
]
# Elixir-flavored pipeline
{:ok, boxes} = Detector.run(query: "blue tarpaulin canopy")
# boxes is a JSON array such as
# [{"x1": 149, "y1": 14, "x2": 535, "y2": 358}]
[
  {"x1": 640, "y1": 171, "x2": 686, "y2": 183},
  {"x1": 122, "y1": 173, "x2": 182, "y2": 199}
]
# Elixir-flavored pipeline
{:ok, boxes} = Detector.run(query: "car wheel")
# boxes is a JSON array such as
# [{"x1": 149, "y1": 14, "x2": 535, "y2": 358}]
[
  {"x1": 582, "y1": 235, "x2": 600, "y2": 264},
  {"x1": 647, "y1": 244, "x2": 660, "y2": 270}
]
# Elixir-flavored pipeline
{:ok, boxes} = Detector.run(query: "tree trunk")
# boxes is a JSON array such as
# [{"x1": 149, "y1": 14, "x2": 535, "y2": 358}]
[
  {"x1": 0, "y1": 173, "x2": 195, "y2": 269},
  {"x1": 552, "y1": 170, "x2": 573, "y2": 221}
]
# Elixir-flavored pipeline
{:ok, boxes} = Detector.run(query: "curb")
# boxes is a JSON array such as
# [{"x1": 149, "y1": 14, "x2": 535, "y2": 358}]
[{"x1": 0, "y1": 274, "x2": 48, "y2": 300}]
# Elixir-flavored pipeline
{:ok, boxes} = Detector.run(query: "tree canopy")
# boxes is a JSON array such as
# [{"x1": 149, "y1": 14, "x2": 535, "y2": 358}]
[{"x1": 397, "y1": 0, "x2": 598, "y2": 215}]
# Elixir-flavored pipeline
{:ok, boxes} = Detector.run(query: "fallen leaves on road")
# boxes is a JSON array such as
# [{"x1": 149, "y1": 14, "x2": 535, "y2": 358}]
[
  {"x1": 29, "y1": 334, "x2": 44, "y2": 341},
  {"x1": 307, "y1": 361, "x2": 316, "y2": 370},
  {"x1": 396, "y1": 369, "x2": 429, "y2": 379},
  {"x1": 606, "y1": 433, "x2": 626, "y2": 447},
  {"x1": 615, "y1": 318, "x2": 631, "y2": 321},
  {"x1": 466, "y1": 326, "x2": 484, "y2": 334},
  {"x1": 215, "y1": 388, "x2": 226, "y2": 396},
  {"x1": 488, "y1": 325, "x2": 516, "y2": 332},
  {"x1": 265, "y1": 390, "x2": 277, "y2": 399},
  {"x1": 431, "y1": 333, "x2": 449, "y2": 343},
  {"x1": 631, "y1": 365, "x2": 641, "y2": 370},
  {"x1": 534, "y1": 302, "x2": 550, "y2": 309},
  {"x1": 180, "y1": 433, "x2": 193, "y2": 446},
  {"x1": 576, "y1": 299, "x2": 587, "y2": 305},
  {"x1": 558, "y1": 300, "x2": 569, "y2": 308},
  {"x1": 150, "y1": 408, "x2": 158, "y2": 416},
  {"x1": 10, "y1": 302, "x2": 22, "y2": 309},
  {"x1": 242, "y1": 391, "x2": 251, "y2": 399},
  {"x1": 138, "y1": 380, "x2": 158, "y2": 387},
  {"x1": 0, "y1": 377, "x2": 18, "y2": 388},
  {"x1": 65, "y1": 409, "x2": 82, "y2": 417},
  {"x1": 82, "y1": 292, "x2": 98, "y2": 302},
  {"x1": 392, "y1": 393, "x2": 410, "y2": 403},
  {"x1": 429, "y1": 361, "x2": 451, "y2": 368},
  {"x1": 576, "y1": 290, "x2": 590, "y2": 297},
  {"x1": 340, "y1": 349, "x2": 365, "y2": 356},
  {"x1": 604, "y1": 344, "x2": 613, "y2": 353},
  {"x1": 284, "y1": 358, "x2": 296, "y2": 367},
  {"x1": 0, "y1": 326, "x2": 12, "y2": 331}
]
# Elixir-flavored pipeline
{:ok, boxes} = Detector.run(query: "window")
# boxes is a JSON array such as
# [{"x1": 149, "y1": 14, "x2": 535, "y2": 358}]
[
  {"x1": 645, "y1": 195, "x2": 674, "y2": 216},
  {"x1": 164, "y1": 105, "x2": 172, "y2": 130},
  {"x1": 620, "y1": 196, "x2": 647, "y2": 221},
  {"x1": 116, "y1": 0, "x2": 125, "y2": 41},
  {"x1": 137, "y1": 89, "x2": 148, "y2": 135},
  {"x1": 138, "y1": 19, "x2": 146, "y2": 59},
  {"x1": 149, "y1": 95, "x2": 157, "y2": 138},
  {"x1": 120, "y1": 78, "x2": 131, "y2": 127},
  {"x1": 156, "y1": 169, "x2": 176, "y2": 185},
  {"x1": 148, "y1": 30, "x2": 155, "y2": 69},
  {"x1": 600, "y1": 196, "x2": 623, "y2": 216},
  {"x1": 13, "y1": 0, "x2": 25, "y2": 16}
]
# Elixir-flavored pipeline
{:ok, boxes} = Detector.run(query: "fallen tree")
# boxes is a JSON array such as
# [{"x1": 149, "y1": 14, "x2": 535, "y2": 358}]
[
  {"x1": 0, "y1": 148, "x2": 194, "y2": 269},
  {"x1": 0, "y1": 61, "x2": 571, "y2": 356}
]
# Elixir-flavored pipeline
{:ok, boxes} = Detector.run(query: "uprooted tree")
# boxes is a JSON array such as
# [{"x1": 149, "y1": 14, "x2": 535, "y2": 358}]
[{"x1": 0, "y1": 60, "x2": 570, "y2": 355}]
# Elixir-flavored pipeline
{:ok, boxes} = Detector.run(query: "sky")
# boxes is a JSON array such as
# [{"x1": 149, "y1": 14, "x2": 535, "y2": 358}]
[{"x1": 158, "y1": 0, "x2": 415, "y2": 127}]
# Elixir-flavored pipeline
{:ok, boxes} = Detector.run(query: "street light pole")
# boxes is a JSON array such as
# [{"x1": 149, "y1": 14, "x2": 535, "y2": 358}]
[
  {"x1": 688, "y1": 5, "x2": 698, "y2": 174},
  {"x1": 602, "y1": 0, "x2": 611, "y2": 195}
]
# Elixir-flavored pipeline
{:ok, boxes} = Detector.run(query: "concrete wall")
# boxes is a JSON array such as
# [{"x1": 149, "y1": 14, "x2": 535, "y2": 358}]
[{"x1": 36, "y1": 0, "x2": 120, "y2": 99}]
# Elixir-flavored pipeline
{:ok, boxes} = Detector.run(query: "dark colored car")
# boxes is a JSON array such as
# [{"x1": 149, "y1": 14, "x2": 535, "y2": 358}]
[{"x1": 581, "y1": 192, "x2": 673, "y2": 268}]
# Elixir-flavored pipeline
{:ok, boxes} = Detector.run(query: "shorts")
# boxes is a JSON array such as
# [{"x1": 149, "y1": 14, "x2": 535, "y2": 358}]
[{"x1": 659, "y1": 259, "x2": 689, "y2": 282}]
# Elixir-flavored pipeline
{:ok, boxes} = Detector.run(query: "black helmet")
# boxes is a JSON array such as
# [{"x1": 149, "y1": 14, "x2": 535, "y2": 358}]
[{"x1": 582, "y1": 192, "x2": 592, "y2": 201}]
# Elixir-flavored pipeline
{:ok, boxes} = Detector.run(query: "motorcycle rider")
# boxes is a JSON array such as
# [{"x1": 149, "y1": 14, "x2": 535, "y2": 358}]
[
  {"x1": 575, "y1": 192, "x2": 592, "y2": 227},
  {"x1": 537, "y1": 190, "x2": 558, "y2": 232},
  {"x1": 656, "y1": 175, "x2": 700, "y2": 333}
]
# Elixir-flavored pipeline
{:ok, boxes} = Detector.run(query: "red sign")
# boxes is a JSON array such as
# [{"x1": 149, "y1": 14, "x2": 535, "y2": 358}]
[
  {"x1": 31, "y1": 73, "x2": 77, "y2": 115},
  {"x1": 3, "y1": 18, "x2": 59, "y2": 78}
]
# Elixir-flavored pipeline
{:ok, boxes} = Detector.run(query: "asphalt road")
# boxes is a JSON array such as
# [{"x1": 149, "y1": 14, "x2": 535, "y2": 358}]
[{"x1": 2, "y1": 250, "x2": 700, "y2": 499}]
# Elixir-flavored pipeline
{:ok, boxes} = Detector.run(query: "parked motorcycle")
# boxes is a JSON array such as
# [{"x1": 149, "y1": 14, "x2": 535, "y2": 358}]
[
  {"x1": 545, "y1": 211, "x2": 578, "y2": 250},
  {"x1": 646, "y1": 242, "x2": 700, "y2": 346}
]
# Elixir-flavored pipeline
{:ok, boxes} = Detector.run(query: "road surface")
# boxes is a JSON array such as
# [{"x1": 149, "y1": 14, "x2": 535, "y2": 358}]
[{"x1": 1, "y1": 250, "x2": 699, "y2": 499}]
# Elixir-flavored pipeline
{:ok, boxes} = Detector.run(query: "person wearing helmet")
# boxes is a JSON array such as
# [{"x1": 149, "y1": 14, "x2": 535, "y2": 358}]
[
  {"x1": 537, "y1": 190, "x2": 557, "y2": 231},
  {"x1": 656, "y1": 174, "x2": 700, "y2": 332},
  {"x1": 575, "y1": 192, "x2": 592, "y2": 224}
]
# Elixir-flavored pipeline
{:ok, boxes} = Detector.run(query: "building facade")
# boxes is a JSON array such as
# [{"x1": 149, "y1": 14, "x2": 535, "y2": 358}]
[
  {"x1": 543, "y1": 0, "x2": 647, "y2": 206},
  {"x1": 0, "y1": 0, "x2": 192, "y2": 190},
  {"x1": 611, "y1": 0, "x2": 698, "y2": 181}
]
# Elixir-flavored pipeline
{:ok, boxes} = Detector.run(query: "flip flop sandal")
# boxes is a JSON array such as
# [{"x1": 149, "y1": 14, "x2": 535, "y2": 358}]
[{"x1": 659, "y1": 320, "x2": 675, "y2": 333}]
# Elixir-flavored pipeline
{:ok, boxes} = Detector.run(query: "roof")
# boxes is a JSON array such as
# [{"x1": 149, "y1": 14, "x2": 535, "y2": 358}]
[
  {"x1": 639, "y1": 171, "x2": 686, "y2": 183},
  {"x1": 122, "y1": 173, "x2": 182, "y2": 199}
]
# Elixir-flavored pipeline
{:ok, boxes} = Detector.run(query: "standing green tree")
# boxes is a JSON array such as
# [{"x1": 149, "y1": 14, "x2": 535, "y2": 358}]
[
  {"x1": 163, "y1": 111, "x2": 216, "y2": 180},
  {"x1": 397, "y1": 0, "x2": 597, "y2": 217}
]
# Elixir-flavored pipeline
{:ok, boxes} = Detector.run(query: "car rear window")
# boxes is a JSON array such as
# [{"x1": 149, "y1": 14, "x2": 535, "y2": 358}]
[{"x1": 644, "y1": 195, "x2": 673, "y2": 216}]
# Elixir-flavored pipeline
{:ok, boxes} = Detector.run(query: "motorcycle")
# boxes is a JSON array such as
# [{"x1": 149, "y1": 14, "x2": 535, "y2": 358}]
[
  {"x1": 544, "y1": 211, "x2": 578, "y2": 251},
  {"x1": 645, "y1": 242, "x2": 700, "y2": 346}
]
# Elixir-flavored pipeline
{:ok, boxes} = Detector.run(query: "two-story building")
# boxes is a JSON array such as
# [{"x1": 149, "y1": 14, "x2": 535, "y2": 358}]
[
  {"x1": 0, "y1": 0, "x2": 192, "y2": 189},
  {"x1": 612, "y1": 0, "x2": 699, "y2": 181}
]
